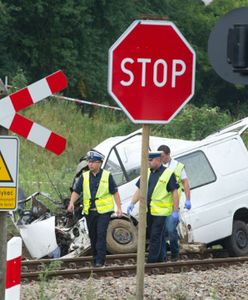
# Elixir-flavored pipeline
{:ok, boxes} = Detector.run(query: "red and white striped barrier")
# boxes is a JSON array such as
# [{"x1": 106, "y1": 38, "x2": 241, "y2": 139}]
[
  {"x1": 5, "y1": 237, "x2": 22, "y2": 300},
  {"x1": 0, "y1": 70, "x2": 68, "y2": 155}
]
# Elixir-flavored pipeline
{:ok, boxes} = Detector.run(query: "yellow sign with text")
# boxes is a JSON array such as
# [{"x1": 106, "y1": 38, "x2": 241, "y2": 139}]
[
  {"x1": 0, "y1": 187, "x2": 16, "y2": 209},
  {"x1": 0, "y1": 136, "x2": 19, "y2": 211}
]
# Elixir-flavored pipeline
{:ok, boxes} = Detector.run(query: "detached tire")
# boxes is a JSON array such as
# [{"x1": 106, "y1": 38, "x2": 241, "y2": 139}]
[
  {"x1": 106, "y1": 219, "x2": 138, "y2": 254},
  {"x1": 226, "y1": 220, "x2": 248, "y2": 256}
]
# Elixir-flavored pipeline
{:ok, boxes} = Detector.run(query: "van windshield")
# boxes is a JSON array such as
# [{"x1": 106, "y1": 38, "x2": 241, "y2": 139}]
[{"x1": 104, "y1": 134, "x2": 142, "y2": 186}]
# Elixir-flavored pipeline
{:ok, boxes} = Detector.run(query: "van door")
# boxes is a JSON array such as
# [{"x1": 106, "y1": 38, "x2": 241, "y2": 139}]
[
  {"x1": 176, "y1": 149, "x2": 216, "y2": 243},
  {"x1": 103, "y1": 133, "x2": 142, "y2": 216}
]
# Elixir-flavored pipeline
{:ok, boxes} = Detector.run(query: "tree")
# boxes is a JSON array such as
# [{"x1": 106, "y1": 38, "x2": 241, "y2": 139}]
[
  {"x1": 5, "y1": 0, "x2": 90, "y2": 93},
  {"x1": 146, "y1": 0, "x2": 248, "y2": 116},
  {"x1": 0, "y1": 1, "x2": 15, "y2": 76},
  {"x1": 1, "y1": 0, "x2": 248, "y2": 116}
]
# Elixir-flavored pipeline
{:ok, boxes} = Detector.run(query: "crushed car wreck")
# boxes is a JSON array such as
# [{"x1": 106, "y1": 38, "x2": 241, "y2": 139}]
[
  {"x1": 12, "y1": 117, "x2": 248, "y2": 258},
  {"x1": 12, "y1": 129, "x2": 194, "y2": 259},
  {"x1": 12, "y1": 192, "x2": 90, "y2": 259}
]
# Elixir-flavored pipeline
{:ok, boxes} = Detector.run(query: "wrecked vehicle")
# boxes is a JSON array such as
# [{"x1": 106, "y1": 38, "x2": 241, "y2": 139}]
[
  {"x1": 14, "y1": 117, "x2": 248, "y2": 258},
  {"x1": 13, "y1": 130, "x2": 194, "y2": 259},
  {"x1": 12, "y1": 192, "x2": 90, "y2": 259}
]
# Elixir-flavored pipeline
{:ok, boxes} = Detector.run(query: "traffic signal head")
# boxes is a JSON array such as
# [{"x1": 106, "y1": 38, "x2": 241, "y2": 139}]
[{"x1": 227, "y1": 24, "x2": 248, "y2": 72}]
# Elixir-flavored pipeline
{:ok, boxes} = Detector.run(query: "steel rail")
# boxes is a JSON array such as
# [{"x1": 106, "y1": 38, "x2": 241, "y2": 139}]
[
  {"x1": 21, "y1": 252, "x2": 244, "y2": 282},
  {"x1": 21, "y1": 249, "x2": 228, "y2": 273}
]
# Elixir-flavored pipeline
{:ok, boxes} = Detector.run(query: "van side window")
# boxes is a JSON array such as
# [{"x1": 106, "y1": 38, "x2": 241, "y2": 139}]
[{"x1": 176, "y1": 151, "x2": 216, "y2": 189}]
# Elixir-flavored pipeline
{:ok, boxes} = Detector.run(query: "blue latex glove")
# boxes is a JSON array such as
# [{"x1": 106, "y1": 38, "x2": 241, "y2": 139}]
[
  {"x1": 184, "y1": 199, "x2": 191, "y2": 210},
  {"x1": 172, "y1": 211, "x2": 179, "y2": 223},
  {"x1": 127, "y1": 203, "x2": 135, "y2": 215}
]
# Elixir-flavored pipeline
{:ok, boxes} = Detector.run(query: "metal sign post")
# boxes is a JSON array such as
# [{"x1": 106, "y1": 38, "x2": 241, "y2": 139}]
[
  {"x1": 0, "y1": 81, "x2": 20, "y2": 300},
  {"x1": 0, "y1": 136, "x2": 19, "y2": 300},
  {"x1": 136, "y1": 124, "x2": 150, "y2": 300},
  {"x1": 0, "y1": 82, "x2": 8, "y2": 300},
  {"x1": 0, "y1": 193, "x2": 7, "y2": 300},
  {"x1": 0, "y1": 209, "x2": 7, "y2": 300},
  {"x1": 108, "y1": 20, "x2": 196, "y2": 299}
]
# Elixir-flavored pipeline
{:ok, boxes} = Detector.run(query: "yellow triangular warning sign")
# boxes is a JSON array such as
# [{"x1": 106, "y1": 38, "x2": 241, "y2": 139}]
[{"x1": 0, "y1": 151, "x2": 13, "y2": 182}]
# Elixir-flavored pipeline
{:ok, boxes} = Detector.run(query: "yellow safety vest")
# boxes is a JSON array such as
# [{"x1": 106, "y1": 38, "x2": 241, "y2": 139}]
[
  {"x1": 173, "y1": 162, "x2": 184, "y2": 198},
  {"x1": 148, "y1": 168, "x2": 174, "y2": 216},
  {"x1": 83, "y1": 170, "x2": 114, "y2": 214}
]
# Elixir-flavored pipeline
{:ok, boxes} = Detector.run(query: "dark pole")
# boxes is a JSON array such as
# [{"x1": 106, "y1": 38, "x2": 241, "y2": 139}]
[
  {"x1": 0, "y1": 80, "x2": 8, "y2": 300},
  {"x1": 136, "y1": 124, "x2": 149, "y2": 300}
]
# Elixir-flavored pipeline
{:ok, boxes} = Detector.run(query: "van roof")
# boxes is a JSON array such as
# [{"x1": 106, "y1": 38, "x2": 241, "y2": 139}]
[
  {"x1": 93, "y1": 117, "x2": 248, "y2": 162},
  {"x1": 94, "y1": 128, "x2": 197, "y2": 162},
  {"x1": 172, "y1": 118, "x2": 248, "y2": 157}
]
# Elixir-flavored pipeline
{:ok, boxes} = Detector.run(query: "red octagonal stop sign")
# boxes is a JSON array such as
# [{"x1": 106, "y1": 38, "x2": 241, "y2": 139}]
[{"x1": 108, "y1": 20, "x2": 196, "y2": 124}]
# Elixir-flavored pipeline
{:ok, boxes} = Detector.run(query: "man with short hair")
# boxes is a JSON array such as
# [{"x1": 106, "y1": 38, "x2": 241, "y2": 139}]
[
  {"x1": 158, "y1": 144, "x2": 191, "y2": 261},
  {"x1": 127, "y1": 151, "x2": 179, "y2": 263},
  {"x1": 68, "y1": 150, "x2": 122, "y2": 267}
]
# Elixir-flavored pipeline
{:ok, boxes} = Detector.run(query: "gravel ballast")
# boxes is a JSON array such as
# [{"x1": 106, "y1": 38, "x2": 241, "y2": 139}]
[{"x1": 21, "y1": 263, "x2": 248, "y2": 299}]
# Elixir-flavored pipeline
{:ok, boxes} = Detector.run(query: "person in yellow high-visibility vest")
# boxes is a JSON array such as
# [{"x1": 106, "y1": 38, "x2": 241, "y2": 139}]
[
  {"x1": 127, "y1": 151, "x2": 180, "y2": 263},
  {"x1": 68, "y1": 150, "x2": 123, "y2": 267},
  {"x1": 158, "y1": 145, "x2": 191, "y2": 261}
]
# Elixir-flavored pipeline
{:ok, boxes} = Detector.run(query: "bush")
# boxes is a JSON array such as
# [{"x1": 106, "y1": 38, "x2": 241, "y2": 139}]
[{"x1": 153, "y1": 104, "x2": 233, "y2": 140}]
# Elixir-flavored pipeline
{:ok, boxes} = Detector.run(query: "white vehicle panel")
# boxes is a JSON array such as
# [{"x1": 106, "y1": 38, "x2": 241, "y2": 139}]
[{"x1": 19, "y1": 216, "x2": 58, "y2": 259}]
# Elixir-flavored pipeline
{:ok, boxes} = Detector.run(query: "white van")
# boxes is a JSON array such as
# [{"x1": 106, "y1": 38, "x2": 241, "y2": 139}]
[
  {"x1": 94, "y1": 117, "x2": 248, "y2": 256},
  {"x1": 173, "y1": 117, "x2": 248, "y2": 256}
]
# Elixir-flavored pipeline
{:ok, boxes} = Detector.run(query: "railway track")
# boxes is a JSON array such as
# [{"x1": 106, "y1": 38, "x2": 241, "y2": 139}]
[
  {"x1": 21, "y1": 249, "x2": 245, "y2": 282},
  {"x1": 22, "y1": 249, "x2": 228, "y2": 272}
]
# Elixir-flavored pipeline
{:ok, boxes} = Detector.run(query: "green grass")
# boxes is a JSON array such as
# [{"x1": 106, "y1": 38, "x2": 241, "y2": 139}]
[
  {"x1": 17, "y1": 98, "x2": 137, "y2": 200},
  {"x1": 14, "y1": 98, "x2": 233, "y2": 202}
]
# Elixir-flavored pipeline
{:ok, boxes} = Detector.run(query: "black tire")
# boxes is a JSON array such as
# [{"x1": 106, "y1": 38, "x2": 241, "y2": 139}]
[
  {"x1": 225, "y1": 220, "x2": 248, "y2": 256},
  {"x1": 106, "y1": 219, "x2": 138, "y2": 254}
]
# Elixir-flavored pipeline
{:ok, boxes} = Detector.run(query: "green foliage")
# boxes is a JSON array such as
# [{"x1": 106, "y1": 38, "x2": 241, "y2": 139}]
[
  {"x1": 22, "y1": 260, "x2": 84, "y2": 299},
  {"x1": 0, "y1": 1, "x2": 14, "y2": 74},
  {"x1": 9, "y1": 68, "x2": 28, "y2": 92},
  {"x1": 17, "y1": 99, "x2": 136, "y2": 199},
  {"x1": 37, "y1": 261, "x2": 62, "y2": 300},
  {"x1": 1, "y1": 0, "x2": 248, "y2": 116},
  {"x1": 17, "y1": 99, "x2": 234, "y2": 200},
  {"x1": 153, "y1": 104, "x2": 233, "y2": 140},
  {"x1": 84, "y1": 273, "x2": 97, "y2": 300},
  {"x1": 151, "y1": 0, "x2": 248, "y2": 116}
]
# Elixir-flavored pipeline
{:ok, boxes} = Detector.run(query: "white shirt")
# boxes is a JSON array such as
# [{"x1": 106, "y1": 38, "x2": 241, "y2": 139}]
[{"x1": 164, "y1": 159, "x2": 187, "y2": 180}]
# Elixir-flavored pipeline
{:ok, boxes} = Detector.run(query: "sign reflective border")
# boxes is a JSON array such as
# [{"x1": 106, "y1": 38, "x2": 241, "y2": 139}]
[{"x1": 0, "y1": 136, "x2": 19, "y2": 210}]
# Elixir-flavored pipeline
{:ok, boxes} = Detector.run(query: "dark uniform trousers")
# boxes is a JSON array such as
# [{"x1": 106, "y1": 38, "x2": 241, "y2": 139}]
[
  {"x1": 86, "y1": 210, "x2": 112, "y2": 265},
  {"x1": 147, "y1": 212, "x2": 166, "y2": 263}
]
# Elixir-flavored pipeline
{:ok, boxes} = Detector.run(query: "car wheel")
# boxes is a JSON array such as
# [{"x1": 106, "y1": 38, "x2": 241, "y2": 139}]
[
  {"x1": 106, "y1": 219, "x2": 138, "y2": 254},
  {"x1": 226, "y1": 220, "x2": 248, "y2": 256}
]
